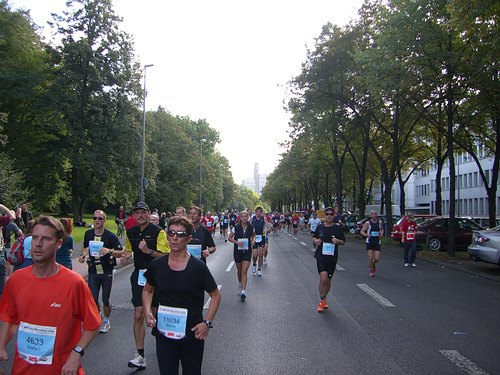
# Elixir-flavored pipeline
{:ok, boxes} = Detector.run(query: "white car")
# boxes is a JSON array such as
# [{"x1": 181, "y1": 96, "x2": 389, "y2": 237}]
[{"x1": 468, "y1": 226, "x2": 500, "y2": 266}]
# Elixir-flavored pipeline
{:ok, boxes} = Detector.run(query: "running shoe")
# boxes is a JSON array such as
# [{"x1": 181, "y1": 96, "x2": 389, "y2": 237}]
[
  {"x1": 99, "y1": 321, "x2": 111, "y2": 333},
  {"x1": 252, "y1": 265, "x2": 256, "y2": 274},
  {"x1": 369, "y1": 271, "x2": 374, "y2": 277},
  {"x1": 264, "y1": 257, "x2": 268, "y2": 265},
  {"x1": 257, "y1": 270, "x2": 262, "y2": 277},
  {"x1": 240, "y1": 290, "x2": 246, "y2": 301},
  {"x1": 316, "y1": 300, "x2": 327, "y2": 313},
  {"x1": 411, "y1": 263, "x2": 417, "y2": 267},
  {"x1": 128, "y1": 352, "x2": 147, "y2": 369},
  {"x1": 404, "y1": 263, "x2": 409, "y2": 267},
  {"x1": 322, "y1": 300, "x2": 329, "y2": 309}
]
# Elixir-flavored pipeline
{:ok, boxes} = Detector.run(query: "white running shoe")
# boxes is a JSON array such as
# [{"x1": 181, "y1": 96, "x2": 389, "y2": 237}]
[
  {"x1": 264, "y1": 258, "x2": 268, "y2": 265},
  {"x1": 240, "y1": 290, "x2": 246, "y2": 300},
  {"x1": 411, "y1": 263, "x2": 417, "y2": 267},
  {"x1": 257, "y1": 270, "x2": 262, "y2": 277},
  {"x1": 404, "y1": 263, "x2": 409, "y2": 267},
  {"x1": 128, "y1": 352, "x2": 147, "y2": 369},
  {"x1": 99, "y1": 321, "x2": 111, "y2": 333},
  {"x1": 252, "y1": 265, "x2": 256, "y2": 274}
]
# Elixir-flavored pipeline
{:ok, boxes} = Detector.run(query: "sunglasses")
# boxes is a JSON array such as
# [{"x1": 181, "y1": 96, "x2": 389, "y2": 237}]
[
  {"x1": 166, "y1": 230, "x2": 190, "y2": 238},
  {"x1": 93, "y1": 217, "x2": 105, "y2": 220},
  {"x1": 325, "y1": 213, "x2": 335, "y2": 216}
]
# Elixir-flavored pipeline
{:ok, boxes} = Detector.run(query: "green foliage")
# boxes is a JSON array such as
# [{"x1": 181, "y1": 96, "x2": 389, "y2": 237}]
[
  {"x1": 0, "y1": 152, "x2": 30, "y2": 207},
  {"x1": 0, "y1": 0, "x2": 235, "y2": 217},
  {"x1": 267, "y1": 0, "x2": 500, "y2": 238}
]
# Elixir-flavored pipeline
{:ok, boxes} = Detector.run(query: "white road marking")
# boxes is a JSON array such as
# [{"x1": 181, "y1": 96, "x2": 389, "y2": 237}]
[
  {"x1": 336, "y1": 265, "x2": 345, "y2": 271},
  {"x1": 204, "y1": 285, "x2": 222, "y2": 309},
  {"x1": 300, "y1": 242, "x2": 308, "y2": 246},
  {"x1": 356, "y1": 283, "x2": 395, "y2": 307},
  {"x1": 439, "y1": 350, "x2": 489, "y2": 375},
  {"x1": 226, "y1": 261, "x2": 234, "y2": 272}
]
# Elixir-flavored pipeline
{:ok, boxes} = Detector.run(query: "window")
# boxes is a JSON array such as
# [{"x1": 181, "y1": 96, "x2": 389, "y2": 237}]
[{"x1": 473, "y1": 172, "x2": 478, "y2": 187}]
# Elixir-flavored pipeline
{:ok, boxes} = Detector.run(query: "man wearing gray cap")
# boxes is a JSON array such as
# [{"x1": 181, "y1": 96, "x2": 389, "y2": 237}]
[{"x1": 122, "y1": 202, "x2": 170, "y2": 369}]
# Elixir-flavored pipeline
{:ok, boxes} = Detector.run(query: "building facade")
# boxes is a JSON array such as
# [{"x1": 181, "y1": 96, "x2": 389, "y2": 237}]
[{"x1": 371, "y1": 153, "x2": 500, "y2": 218}]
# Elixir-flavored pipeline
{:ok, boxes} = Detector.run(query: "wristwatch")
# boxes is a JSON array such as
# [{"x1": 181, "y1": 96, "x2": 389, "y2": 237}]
[
  {"x1": 149, "y1": 249, "x2": 154, "y2": 255},
  {"x1": 73, "y1": 345, "x2": 85, "y2": 356},
  {"x1": 204, "y1": 320, "x2": 213, "y2": 328}
]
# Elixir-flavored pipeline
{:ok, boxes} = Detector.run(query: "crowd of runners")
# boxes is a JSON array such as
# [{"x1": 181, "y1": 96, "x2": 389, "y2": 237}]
[{"x1": 0, "y1": 200, "x2": 393, "y2": 374}]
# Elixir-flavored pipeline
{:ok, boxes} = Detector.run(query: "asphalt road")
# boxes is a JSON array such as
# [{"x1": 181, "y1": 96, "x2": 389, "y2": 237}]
[{"x1": 1, "y1": 230, "x2": 499, "y2": 374}]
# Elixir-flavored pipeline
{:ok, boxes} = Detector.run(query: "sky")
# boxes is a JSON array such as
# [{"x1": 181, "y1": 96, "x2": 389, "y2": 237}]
[{"x1": 11, "y1": 0, "x2": 363, "y2": 183}]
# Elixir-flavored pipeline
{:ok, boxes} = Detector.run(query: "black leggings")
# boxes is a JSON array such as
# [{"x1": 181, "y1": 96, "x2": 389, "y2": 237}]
[
  {"x1": 155, "y1": 334, "x2": 204, "y2": 375},
  {"x1": 88, "y1": 273, "x2": 113, "y2": 307}
]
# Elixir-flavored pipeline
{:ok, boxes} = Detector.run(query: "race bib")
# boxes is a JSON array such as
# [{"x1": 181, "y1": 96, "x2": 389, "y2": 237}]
[
  {"x1": 406, "y1": 232, "x2": 415, "y2": 241},
  {"x1": 238, "y1": 238, "x2": 249, "y2": 251},
  {"x1": 255, "y1": 235, "x2": 263, "y2": 243},
  {"x1": 17, "y1": 322, "x2": 56, "y2": 365},
  {"x1": 223, "y1": 219, "x2": 228, "y2": 224},
  {"x1": 157, "y1": 305, "x2": 188, "y2": 340},
  {"x1": 89, "y1": 240, "x2": 104, "y2": 257},
  {"x1": 322, "y1": 242, "x2": 336, "y2": 256},
  {"x1": 137, "y1": 269, "x2": 147, "y2": 286},
  {"x1": 370, "y1": 231, "x2": 379, "y2": 237},
  {"x1": 187, "y1": 244, "x2": 202, "y2": 258},
  {"x1": 206, "y1": 221, "x2": 212, "y2": 227}
]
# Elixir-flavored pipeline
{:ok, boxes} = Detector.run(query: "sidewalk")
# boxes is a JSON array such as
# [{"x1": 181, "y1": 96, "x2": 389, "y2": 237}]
[{"x1": 382, "y1": 240, "x2": 500, "y2": 283}]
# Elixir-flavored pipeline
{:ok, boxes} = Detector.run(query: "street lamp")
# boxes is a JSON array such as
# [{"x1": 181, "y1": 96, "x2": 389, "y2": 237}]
[
  {"x1": 199, "y1": 138, "x2": 207, "y2": 205},
  {"x1": 140, "y1": 64, "x2": 154, "y2": 202}
]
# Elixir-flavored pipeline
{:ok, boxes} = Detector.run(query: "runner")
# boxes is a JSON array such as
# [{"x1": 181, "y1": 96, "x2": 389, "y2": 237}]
[
  {"x1": 229, "y1": 209, "x2": 237, "y2": 232},
  {"x1": 360, "y1": 210, "x2": 384, "y2": 277},
  {"x1": 202, "y1": 211, "x2": 215, "y2": 237},
  {"x1": 308, "y1": 212, "x2": 322, "y2": 248},
  {"x1": 221, "y1": 211, "x2": 229, "y2": 242},
  {"x1": 272, "y1": 212, "x2": 280, "y2": 235},
  {"x1": 228, "y1": 211, "x2": 254, "y2": 300},
  {"x1": 0, "y1": 215, "x2": 101, "y2": 374},
  {"x1": 251, "y1": 206, "x2": 270, "y2": 277},
  {"x1": 292, "y1": 212, "x2": 299, "y2": 235},
  {"x1": 313, "y1": 207, "x2": 345, "y2": 313},
  {"x1": 143, "y1": 215, "x2": 220, "y2": 375},
  {"x1": 262, "y1": 215, "x2": 272, "y2": 265},
  {"x1": 298, "y1": 213, "x2": 305, "y2": 232},
  {"x1": 79, "y1": 210, "x2": 123, "y2": 334},
  {"x1": 175, "y1": 206, "x2": 187, "y2": 217},
  {"x1": 188, "y1": 206, "x2": 216, "y2": 264},
  {"x1": 121, "y1": 201, "x2": 170, "y2": 369},
  {"x1": 332, "y1": 205, "x2": 347, "y2": 232},
  {"x1": 218, "y1": 212, "x2": 224, "y2": 238}
]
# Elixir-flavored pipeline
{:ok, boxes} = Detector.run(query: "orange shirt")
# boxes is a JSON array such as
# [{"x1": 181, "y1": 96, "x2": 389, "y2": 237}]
[{"x1": 0, "y1": 266, "x2": 101, "y2": 374}]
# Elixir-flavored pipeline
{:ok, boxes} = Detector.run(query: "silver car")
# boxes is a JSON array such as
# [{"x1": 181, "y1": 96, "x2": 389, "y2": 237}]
[{"x1": 468, "y1": 226, "x2": 500, "y2": 266}]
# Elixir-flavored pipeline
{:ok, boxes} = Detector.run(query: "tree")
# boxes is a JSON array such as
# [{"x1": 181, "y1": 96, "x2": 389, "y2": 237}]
[{"x1": 49, "y1": 0, "x2": 143, "y2": 218}]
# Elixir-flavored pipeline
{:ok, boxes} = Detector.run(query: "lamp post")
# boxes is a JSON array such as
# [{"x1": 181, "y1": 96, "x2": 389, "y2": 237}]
[
  {"x1": 140, "y1": 64, "x2": 154, "y2": 202},
  {"x1": 199, "y1": 138, "x2": 207, "y2": 205}
]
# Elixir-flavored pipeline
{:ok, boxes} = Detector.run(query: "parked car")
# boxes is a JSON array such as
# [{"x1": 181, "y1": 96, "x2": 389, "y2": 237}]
[
  {"x1": 415, "y1": 217, "x2": 485, "y2": 251},
  {"x1": 391, "y1": 214, "x2": 437, "y2": 242},
  {"x1": 463, "y1": 217, "x2": 500, "y2": 229},
  {"x1": 355, "y1": 215, "x2": 401, "y2": 236},
  {"x1": 468, "y1": 226, "x2": 500, "y2": 266}
]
